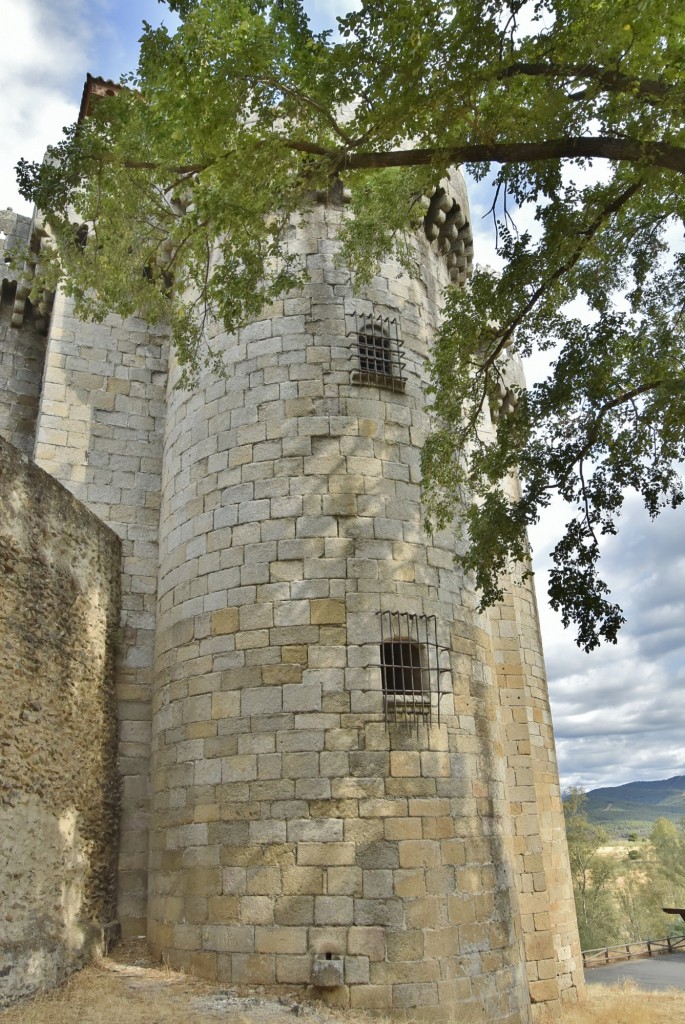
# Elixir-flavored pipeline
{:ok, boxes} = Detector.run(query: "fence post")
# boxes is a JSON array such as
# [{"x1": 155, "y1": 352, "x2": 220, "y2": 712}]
[{"x1": 647, "y1": 940, "x2": 652, "y2": 957}]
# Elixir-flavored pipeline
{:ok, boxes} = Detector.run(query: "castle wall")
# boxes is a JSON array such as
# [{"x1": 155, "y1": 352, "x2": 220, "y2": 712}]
[
  {"x1": 147, "y1": 191, "x2": 535, "y2": 1021},
  {"x1": 0, "y1": 436, "x2": 120, "y2": 1005},
  {"x1": 0, "y1": 167, "x2": 584, "y2": 1016},
  {"x1": 32, "y1": 295, "x2": 169, "y2": 936}
]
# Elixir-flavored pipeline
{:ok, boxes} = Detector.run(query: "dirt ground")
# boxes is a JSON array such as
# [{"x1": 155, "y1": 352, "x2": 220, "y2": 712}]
[{"x1": 2, "y1": 941, "x2": 685, "y2": 1024}]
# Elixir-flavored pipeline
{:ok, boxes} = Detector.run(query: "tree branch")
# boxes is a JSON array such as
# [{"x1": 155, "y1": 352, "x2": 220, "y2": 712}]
[
  {"x1": 574, "y1": 378, "x2": 673, "y2": 467},
  {"x1": 343, "y1": 138, "x2": 685, "y2": 175},
  {"x1": 477, "y1": 180, "x2": 643, "y2": 374},
  {"x1": 255, "y1": 77, "x2": 356, "y2": 146},
  {"x1": 578, "y1": 459, "x2": 599, "y2": 547},
  {"x1": 92, "y1": 136, "x2": 685, "y2": 180},
  {"x1": 498, "y1": 61, "x2": 675, "y2": 103}
]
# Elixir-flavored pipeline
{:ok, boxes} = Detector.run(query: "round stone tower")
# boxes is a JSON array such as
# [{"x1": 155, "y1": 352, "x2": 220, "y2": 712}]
[{"x1": 148, "y1": 173, "x2": 582, "y2": 1020}]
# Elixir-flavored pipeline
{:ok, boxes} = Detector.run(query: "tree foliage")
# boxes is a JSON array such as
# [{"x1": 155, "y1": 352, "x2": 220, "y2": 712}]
[
  {"x1": 650, "y1": 816, "x2": 685, "y2": 901},
  {"x1": 563, "y1": 787, "x2": 622, "y2": 948},
  {"x1": 563, "y1": 795, "x2": 685, "y2": 948},
  {"x1": 16, "y1": 0, "x2": 685, "y2": 648}
]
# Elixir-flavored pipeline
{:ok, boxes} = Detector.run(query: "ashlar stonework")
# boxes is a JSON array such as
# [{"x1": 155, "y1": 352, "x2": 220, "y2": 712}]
[{"x1": 0, "y1": 138, "x2": 583, "y2": 1020}]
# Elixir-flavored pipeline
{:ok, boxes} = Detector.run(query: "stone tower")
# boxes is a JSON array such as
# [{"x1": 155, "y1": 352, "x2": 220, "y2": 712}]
[
  {"x1": 0, "y1": 134, "x2": 583, "y2": 1016},
  {"x1": 146, "y1": 174, "x2": 582, "y2": 1017}
]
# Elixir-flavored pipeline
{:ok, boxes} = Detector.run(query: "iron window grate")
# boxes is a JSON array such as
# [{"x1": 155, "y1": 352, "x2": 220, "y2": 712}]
[
  {"x1": 377, "y1": 611, "x2": 450, "y2": 729},
  {"x1": 348, "y1": 311, "x2": 406, "y2": 392}
]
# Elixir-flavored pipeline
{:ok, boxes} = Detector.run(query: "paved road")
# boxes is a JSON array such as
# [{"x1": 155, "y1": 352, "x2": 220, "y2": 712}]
[{"x1": 585, "y1": 951, "x2": 685, "y2": 990}]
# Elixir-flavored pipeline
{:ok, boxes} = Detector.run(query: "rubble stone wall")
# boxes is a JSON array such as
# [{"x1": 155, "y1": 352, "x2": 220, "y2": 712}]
[{"x1": 0, "y1": 436, "x2": 121, "y2": 1005}]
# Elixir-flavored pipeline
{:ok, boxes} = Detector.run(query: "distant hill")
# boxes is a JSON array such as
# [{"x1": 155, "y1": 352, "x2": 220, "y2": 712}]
[{"x1": 581, "y1": 775, "x2": 685, "y2": 837}]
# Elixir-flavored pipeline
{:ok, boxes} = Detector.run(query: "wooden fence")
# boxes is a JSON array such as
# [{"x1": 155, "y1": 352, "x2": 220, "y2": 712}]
[{"x1": 582, "y1": 934, "x2": 685, "y2": 968}]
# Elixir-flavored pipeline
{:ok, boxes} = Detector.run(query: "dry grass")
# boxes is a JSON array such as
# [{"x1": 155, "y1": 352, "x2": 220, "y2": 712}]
[
  {"x1": 0, "y1": 942, "x2": 331, "y2": 1024},
  {"x1": 541, "y1": 983, "x2": 685, "y2": 1024},
  {"x1": 1, "y1": 943, "x2": 684, "y2": 1024},
  {"x1": 0, "y1": 957, "x2": 217, "y2": 1024}
]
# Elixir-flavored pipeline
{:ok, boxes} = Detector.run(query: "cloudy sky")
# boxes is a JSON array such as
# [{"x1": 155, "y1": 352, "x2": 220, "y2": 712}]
[{"x1": 2, "y1": 0, "x2": 683, "y2": 792}]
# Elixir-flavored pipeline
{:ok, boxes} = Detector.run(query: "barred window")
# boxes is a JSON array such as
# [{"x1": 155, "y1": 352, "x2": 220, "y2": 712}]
[
  {"x1": 378, "y1": 611, "x2": 447, "y2": 728},
  {"x1": 348, "y1": 311, "x2": 406, "y2": 392},
  {"x1": 381, "y1": 640, "x2": 424, "y2": 696},
  {"x1": 358, "y1": 331, "x2": 395, "y2": 377}
]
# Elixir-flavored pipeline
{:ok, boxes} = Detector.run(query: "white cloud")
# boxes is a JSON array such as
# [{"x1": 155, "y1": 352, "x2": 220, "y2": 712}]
[
  {"x1": 0, "y1": 0, "x2": 92, "y2": 214},
  {"x1": 534, "y1": 493, "x2": 685, "y2": 790},
  {"x1": 0, "y1": 0, "x2": 170, "y2": 216}
]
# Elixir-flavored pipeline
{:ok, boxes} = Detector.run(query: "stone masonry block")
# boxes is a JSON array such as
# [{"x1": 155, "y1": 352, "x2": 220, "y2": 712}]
[
  {"x1": 255, "y1": 926, "x2": 308, "y2": 954},
  {"x1": 211, "y1": 607, "x2": 240, "y2": 635},
  {"x1": 239, "y1": 896, "x2": 275, "y2": 924},
  {"x1": 399, "y1": 841, "x2": 441, "y2": 869},
  {"x1": 345, "y1": 956, "x2": 370, "y2": 985},
  {"x1": 283, "y1": 683, "x2": 322, "y2": 713},
  {"x1": 350, "y1": 985, "x2": 392, "y2": 1009},
  {"x1": 327, "y1": 867, "x2": 363, "y2": 896},
  {"x1": 232, "y1": 953, "x2": 276, "y2": 985},
  {"x1": 297, "y1": 842, "x2": 356, "y2": 866},
  {"x1": 276, "y1": 954, "x2": 312, "y2": 984},
  {"x1": 315, "y1": 896, "x2": 354, "y2": 926},
  {"x1": 386, "y1": 930, "x2": 424, "y2": 962},
  {"x1": 347, "y1": 926, "x2": 385, "y2": 960},
  {"x1": 530, "y1": 979, "x2": 561, "y2": 1004},
  {"x1": 287, "y1": 819, "x2": 343, "y2": 843},
  {"x1": 281, "y1": 866, "x2": 325, "y2": 895},
  {"x1": 212, "y1": 692, "x2": 240, "y2": 719},
  {"x1": 384, "y1": 819, "x2": 422, "y2": 841},
  {"x1": 353, "y1": 898, "x2": 405, "y2": 929},
  {"x1": 311, "y1": 599, "x2": 346, "y2": 624},
  {"x1": 201, "y1": 924, "x2": 254, "y2": 952},
  {"x1": 274, "y1": 897, "x2": 315, "y2": 926},
  {"x1": 390, "y1": 751, "x2": 420, "y2": 777}
]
